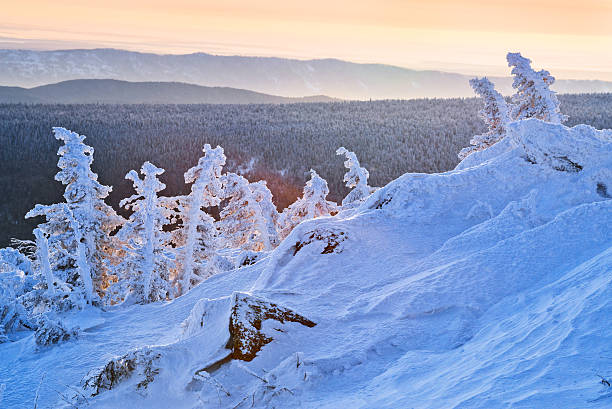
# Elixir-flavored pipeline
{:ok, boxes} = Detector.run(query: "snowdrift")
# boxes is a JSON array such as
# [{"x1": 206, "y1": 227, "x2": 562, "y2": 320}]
[{"x1": 1, "y1": 119, "x2": 611, "y2": 408}]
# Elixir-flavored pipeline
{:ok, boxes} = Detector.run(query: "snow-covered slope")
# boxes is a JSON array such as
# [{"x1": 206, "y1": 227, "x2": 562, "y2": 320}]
[
  {"x1": 1, "y1": 119, "x2": 611, "y2": 408},
  {"x1": 2, "y1": 49, "x2": 612, "y2": 99}
]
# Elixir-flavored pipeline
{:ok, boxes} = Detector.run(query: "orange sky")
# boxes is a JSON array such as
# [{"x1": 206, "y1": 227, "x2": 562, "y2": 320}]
[{"x1": 2, "y1": 0, "x2": 612, "y2": 79}]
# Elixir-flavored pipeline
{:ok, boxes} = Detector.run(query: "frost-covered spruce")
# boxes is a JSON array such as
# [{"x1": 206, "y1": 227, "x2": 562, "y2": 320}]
[
  {"x1": 26, "y1": 128, "x2": 123, "y2": 304},
  {"x1": 26, "y1": 203, "x2": 91, "y2": 306},
  {"x1": 507, "y1": 52, "x2": 567, "y2": 124},
  {"x1": 249, "y1": 180, "x2": 280, "y2": 248},
  {"x1": 0, "y1": 272, "x2": 32, "y2": 340},
  {"x1": 0, "y1": 247, "x2": 32, "y2": 275},
  {"x1": 218, "y1": 173, "x2": 273, "y2": 252},
  {"x1": 279, "y1": 169, "x2": 338, "y2": 239},
  {"x1": 459, "y1": 78, "x2": 511, "y2": 160},
  {"x1": 336, "y1": 147, "x2": 374, "y2": 206},
  {"x1": 173, "y1": 144, "x2": 226, "y2": 296},
  {"x1": 0, "y1": 246, "x2": 62, "y2": 342},
  {"x1": 53, "y1": 128, "x2": 123, "y2": 297},
  {"x1": 111, "y1": 162, "x2": 175, "y2": 304}
]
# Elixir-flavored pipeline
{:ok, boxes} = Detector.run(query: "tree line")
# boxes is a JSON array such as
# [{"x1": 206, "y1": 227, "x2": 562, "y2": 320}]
[{"x1": 1, "y1": 93, "x2": 610, "y2": 248}]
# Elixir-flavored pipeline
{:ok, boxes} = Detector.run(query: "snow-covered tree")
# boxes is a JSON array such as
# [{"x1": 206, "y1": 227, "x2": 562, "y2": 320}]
[
  {"x1": 33, "y1": 229, "x2": 56, "y2": 297},
  {"x1": 506, "y1": 52, "x2": 567, "y2": 124},
  {"x1": 53, "y1": 128, "x2": 123, "y2": 294},
  {"x1": 25, "y1": 128, "x2": 123, "y2": 304},
  {"x1": 173, "y1": 145, "x2": 226, "y2": 295},
  {"x1": 109, "y1": 162, "x2": 175, "y2": 304},
  {"x1": 26, "y1": 203, "x2": 90, "y2": 306},
  {"x1": 458, "y1": 78, "x2": 511, "y2": 159},
  {"x1": 336, "y1": 147, "x2": 373, "y2": 206},
  {"x1": 218, "y1": 173, "x2": 273, "y2": 252},
  {"x1": 279, "y1": 170, "x2": 338, "y2": 239},
  {"x1": 249, "y1": 180, "x2": 280, "y2": 248}
]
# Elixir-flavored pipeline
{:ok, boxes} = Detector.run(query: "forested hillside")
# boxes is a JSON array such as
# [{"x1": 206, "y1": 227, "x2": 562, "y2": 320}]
[
  {"x1": 0, "y1": 79, "x2": 336, "y2": 104},
  {"x1": 1, "y1": 93, "x2": 611, "y2": 247}
]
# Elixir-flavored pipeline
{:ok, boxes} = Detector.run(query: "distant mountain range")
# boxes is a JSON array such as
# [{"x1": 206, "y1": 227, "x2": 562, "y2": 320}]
[
  {"x1": 2, "y1": 49, "x2": 612, "y2": 99},
  {"x1": 0, "y1": 79, "x2": 336, "y2": 104}
]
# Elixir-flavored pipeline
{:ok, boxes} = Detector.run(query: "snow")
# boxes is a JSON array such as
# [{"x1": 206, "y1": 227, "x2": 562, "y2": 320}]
[{"x1": 1, "y1": 118, "x2": 611, "y2": 407}]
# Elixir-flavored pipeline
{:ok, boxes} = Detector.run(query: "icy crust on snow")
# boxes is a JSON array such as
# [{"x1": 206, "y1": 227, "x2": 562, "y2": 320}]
[
  {"x1": 2, "y1": 119, "x2": 612, "y2": 408},
  {"x1": 363, "y1": 245, "x2": 612, "y2": 408}
]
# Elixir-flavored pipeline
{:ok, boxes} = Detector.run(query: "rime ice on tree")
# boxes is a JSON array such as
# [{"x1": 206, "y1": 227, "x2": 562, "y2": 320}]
[
  {"x1": 336, "y1": 147, "x2": 373, "y2": 206},
  {"x1": 458, "y1": 78, "x2": 511, "y2": 160},
  {"x1": 110, "y1": 162, "x2": 175, "y2": 304},
  {"x1": 173, "y1": 145, "x2": 226, "y2": 296},
  {"x1": 26, "y1": 204, "x2": 79, "y2": 294},
  {"x1": 33, "y1": 228, "x2": 56, "y2": 297},
  {"x1": 218, "y1": 173, "x2": 273, "y2": 252},
  {"x1": 249, "y1": 180, "x2": 280, "y2": 248},
  {"x1": 279, "y1": 169, "x2": 338, "y2": 239},
  {"x1": 506, "y1": 52, "x2": 567, "y2": 124},
  {"x1": 26, "y1": 128, "x2": 123, "y2": 304}
]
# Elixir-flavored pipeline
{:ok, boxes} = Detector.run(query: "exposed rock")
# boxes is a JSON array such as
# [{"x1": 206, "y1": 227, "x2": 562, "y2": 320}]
[
  {"x1": 292, "y1": 228, "x2": 347, "y2": 256},
  {"x1": 83, "y1": 293, "x2": 315, "y2": 401},
  {"x1": 239, "y1": 251, "x2": 265, "y2": 267},
  {"x1": 82, "y1": 348, "x2": 161, "y2": 397},
  {"x1": 227, "y1": 293, "x2": 316, "y2": 362},
  {"x1": 596, "y1": 182, "x2": 611, "y2": 198}
]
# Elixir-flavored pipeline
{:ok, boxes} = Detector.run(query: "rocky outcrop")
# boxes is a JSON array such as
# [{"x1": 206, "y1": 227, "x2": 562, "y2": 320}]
[{"x1": 227, "y1": 293, "x2": 316, "y2": 362}]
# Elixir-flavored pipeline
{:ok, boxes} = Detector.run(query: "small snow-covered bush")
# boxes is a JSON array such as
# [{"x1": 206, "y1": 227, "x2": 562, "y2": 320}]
[
  {"x1": 0, "y1": 247, "x2": 33, "y2": 274},
  {"x1": 34, "y1": 315, "x2": 79, "y2": 346},
  {"x1": 0, "y1": 270, "x2": 34, "y2": 339}
]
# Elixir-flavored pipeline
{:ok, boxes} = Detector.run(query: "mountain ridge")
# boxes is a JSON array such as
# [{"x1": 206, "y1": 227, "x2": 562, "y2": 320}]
[
  {"x1": 3, "y1": 48, "x2": 612, "y2": 99},
  {"x1": 0, "y1": 79, "x2": 337, "y2": 104}
]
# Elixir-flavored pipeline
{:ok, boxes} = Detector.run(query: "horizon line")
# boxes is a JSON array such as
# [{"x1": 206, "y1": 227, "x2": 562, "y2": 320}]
[{"x1": 2, "y1": 46, "x2": 612, "y2": 83}]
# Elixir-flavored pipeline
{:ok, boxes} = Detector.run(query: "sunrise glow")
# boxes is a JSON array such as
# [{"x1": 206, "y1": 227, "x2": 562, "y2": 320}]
[{"x1": 2, "y1": 0, "x2": 612, "y2": 79}]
